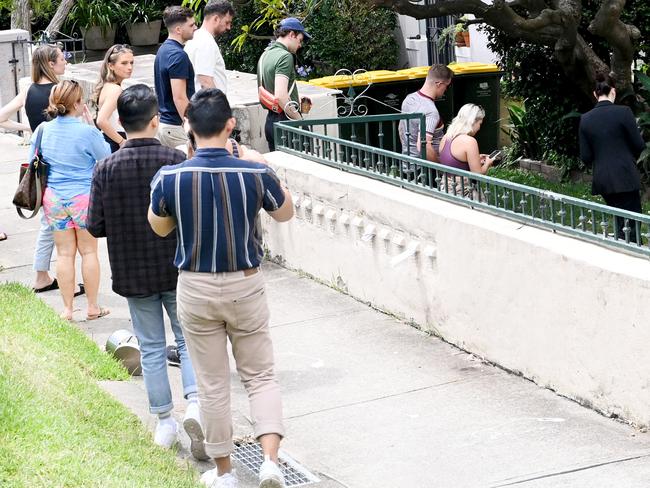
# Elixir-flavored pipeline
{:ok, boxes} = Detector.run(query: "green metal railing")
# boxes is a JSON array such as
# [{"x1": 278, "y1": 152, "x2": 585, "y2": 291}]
[{"x1": 274, "y1": 114, "x2": 650, "y2": 258}]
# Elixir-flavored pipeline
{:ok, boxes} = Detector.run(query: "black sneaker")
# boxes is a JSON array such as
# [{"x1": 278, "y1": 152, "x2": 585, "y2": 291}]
[{"x1": 166, "y1": 345, "x2": 181, "y2": 368}]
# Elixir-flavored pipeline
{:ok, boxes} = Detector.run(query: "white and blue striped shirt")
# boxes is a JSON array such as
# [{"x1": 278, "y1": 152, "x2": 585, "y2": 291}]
[{"x1": 150, "y1": 148, "x2": 285, "y2": 272}]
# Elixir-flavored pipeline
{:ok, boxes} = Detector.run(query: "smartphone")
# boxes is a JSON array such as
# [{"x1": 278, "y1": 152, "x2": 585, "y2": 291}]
[{"x1": 489, "y1": 150, "x2": 502, "y2": 160}]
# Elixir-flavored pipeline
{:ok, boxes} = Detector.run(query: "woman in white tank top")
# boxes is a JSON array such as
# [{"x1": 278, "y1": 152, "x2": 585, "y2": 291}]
[{"x1": 93, "y1": 44, "x2": 134, "y2": 153}]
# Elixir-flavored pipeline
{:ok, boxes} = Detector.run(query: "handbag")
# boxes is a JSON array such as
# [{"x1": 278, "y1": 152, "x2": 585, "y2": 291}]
[
  {"x1": 258, "y1": 50, "x2": 297, "y2": 114},
  {"x1": 258, "y1": 85, "x2": 283, "y2": 113},
  {"x1": 13, "y1": 127, "x2": 49, "y2": 219}
]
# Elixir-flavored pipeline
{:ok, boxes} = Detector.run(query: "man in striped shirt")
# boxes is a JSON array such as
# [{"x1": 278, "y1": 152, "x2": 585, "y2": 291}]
[{"x1": 148, "y1": 88, "x2": 293, "y2": 488}]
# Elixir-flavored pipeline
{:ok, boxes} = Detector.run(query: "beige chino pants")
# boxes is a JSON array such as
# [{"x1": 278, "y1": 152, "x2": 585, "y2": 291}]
[
  {"x1": 157, "y1": 122, "x2": 188, "y2": 149},
  {"x1": 177, "y1": 269, "x2": 284, "y2": 458}
]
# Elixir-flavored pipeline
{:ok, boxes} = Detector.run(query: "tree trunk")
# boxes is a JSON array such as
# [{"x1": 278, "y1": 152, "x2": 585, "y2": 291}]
[
  {"x1": 45, "y1": 0, "x2": 76, "y2": 38},
  {"x1": 11, "y1": 0, "x2": 31, "y2": 34}
]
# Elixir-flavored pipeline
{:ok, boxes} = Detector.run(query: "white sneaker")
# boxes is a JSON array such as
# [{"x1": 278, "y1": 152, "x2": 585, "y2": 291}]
[
  {"x1": 154, "y1": 418, "x2": 178, "y2": 449},
  {"x1": 258, "y1": 459, "x2": 285, "y2": 488},
  {"x1": 183, "y1": 402, "x2": 209, "y2": 461},
  {"x1": 200, "y1": 468, "x2": 238, "y2": 488}
]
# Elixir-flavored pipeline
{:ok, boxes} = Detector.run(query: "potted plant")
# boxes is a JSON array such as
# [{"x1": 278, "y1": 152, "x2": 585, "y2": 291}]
[
  {"x1": 437, "y1": 16, "x2": 470, "y2": 51},
  {"x1": 122, "y1": 0, "x2": 163, "y2": 46},
  {"x1": 69, "y1": 0, "x2": 123, "y2": 50}
]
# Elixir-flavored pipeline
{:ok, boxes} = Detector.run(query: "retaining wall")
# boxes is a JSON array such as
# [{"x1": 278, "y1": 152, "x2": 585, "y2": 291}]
[{"x1": 262, "y1": 151, "x2": 650, "y2": 427}]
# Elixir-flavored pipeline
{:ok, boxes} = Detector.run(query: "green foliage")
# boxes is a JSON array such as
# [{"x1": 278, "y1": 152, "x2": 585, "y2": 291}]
[
  {"x1": 182, "y1": 0, "x2": 276, "y2": 73},
  {"x1": 68, "y1": 0, "x2": 125, "y2": 30},
  {"x1": 0, "y1": 283, "x2": 202, "y2": 487},
  {"x1": 485, "y1": 0, "x2": 649, "y2": 177},
  {"x1": 232, "y1": 0, "x2": 321, "y2": 52},
  {"x1": 0, "y1": 0, "x2": 59, "y2": 32},
  {"x1": 220, "y1": 0, "x2": 272, "y2": 75},
  {"x1": 119, "y1": 0, "x2": 163, "y2": 24},
  {"x1": 486, "y1": 31, "x2": 588, "y2": 171},
  {"x1": 303, "y1": 0, "x2": 399, "y2": 77},
  {"x1": 488, "y1": 167, "x2": 602, "y2": 204},
  {"x1": 184, "y1": 0, "x2": 398, "y2": 78},
  {"x1": 633, "y1": 70, "x2": 650, "y2": 180},
  {"x1": 501, "y1": 101, "x2": 543, "y2": 160}
]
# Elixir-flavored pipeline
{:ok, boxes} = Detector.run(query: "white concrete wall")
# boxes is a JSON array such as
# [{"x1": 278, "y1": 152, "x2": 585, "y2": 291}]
[
  {"x1": 262, "y1": 152, "x2": 650, "y2": 427},
  {"x1": 0, "y1": 30, "x2": 30, "y2": 120}
]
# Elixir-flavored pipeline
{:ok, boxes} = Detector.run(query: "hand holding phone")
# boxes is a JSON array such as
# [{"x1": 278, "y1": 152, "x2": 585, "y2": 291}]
[{"x1": 489, "y1": 150, "x2": 503, "y2": 161}]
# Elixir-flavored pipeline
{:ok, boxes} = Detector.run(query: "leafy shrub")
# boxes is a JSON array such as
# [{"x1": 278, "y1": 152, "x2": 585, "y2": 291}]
[
  {"x1": 183, "y1": 0, "x2": 398, "y2": 77},
  {"x1": 485, "y1": 0, "x2": 650, "y2": 177},
  {"x1": 486, "y1": 30, "x2": 588, "y2": 172},
  {"x1": 303, "y1": 0, "x2": 399, "y2": 77}
]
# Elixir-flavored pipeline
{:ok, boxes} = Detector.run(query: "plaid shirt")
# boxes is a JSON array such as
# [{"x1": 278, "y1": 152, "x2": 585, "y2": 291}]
[{"x1": 87, "y1": 138, "x2": 186, "y2": 297}]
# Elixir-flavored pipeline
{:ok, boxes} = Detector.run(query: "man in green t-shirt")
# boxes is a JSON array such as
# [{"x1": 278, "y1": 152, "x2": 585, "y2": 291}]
[{"x1": 257, "y1": 17, "x2": 311, "y2": 151}]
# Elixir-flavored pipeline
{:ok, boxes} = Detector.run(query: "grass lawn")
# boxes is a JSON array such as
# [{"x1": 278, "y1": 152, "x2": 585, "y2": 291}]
[
  {"x1": 489, "y1": 167, "x2": 650, "y2": 214},
  {"x1": 0, "y1": 283, "x2": 201, "y2": 488}
]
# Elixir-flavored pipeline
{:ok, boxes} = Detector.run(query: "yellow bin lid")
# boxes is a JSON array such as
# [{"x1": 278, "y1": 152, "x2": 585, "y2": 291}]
[
  {"x1": 309, "y1": 70, "x2": 409, "y2": 88},
  {"x1": 395, "y1": 66, "x2": 431, "y2": 79},
  {"x1": 449, "y1": 62, "x2": 500, "y2": 74},
  {"x1": 308, "y1": 74, "x2": 354, "y2": 89},
  {"x1": 349, "y1": 70, "x2": 410, "y2": 86}
]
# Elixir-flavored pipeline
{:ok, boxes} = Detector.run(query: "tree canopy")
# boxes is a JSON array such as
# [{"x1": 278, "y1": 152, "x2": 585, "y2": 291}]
[{"x1": 372, "y1": 0, "x2": 647, "y2": 101}]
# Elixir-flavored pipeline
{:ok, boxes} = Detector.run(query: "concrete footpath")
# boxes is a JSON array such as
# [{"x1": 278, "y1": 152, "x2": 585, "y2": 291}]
[{"x1": 1, "y1": 132, "x2": 650, "y2": 487}]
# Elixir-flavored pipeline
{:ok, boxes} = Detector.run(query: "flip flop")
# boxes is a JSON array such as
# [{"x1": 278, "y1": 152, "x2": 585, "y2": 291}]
[
  {"x1": 0, "y1": 232, "x2": 7, "y2": 241},
  {"x1": 60, "y1": 312, "x2": 73, "y2": 321},
  {"x1": 34, "y1": 278, "x2": 59, "y2": 293},
  {"x1": 86, "y1": 307, "x2": 110, "y2": 321},
  {"x1": 74, "y1": 283, "x2": 85, "y2": 297}
]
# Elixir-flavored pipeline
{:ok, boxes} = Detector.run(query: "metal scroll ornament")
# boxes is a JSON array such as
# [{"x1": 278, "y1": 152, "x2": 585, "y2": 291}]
[{"x1": 331, "y1": 69, "x2": 404, "y2": 118}]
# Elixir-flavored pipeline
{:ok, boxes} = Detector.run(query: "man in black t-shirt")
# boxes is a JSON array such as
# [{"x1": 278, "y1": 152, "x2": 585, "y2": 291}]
[{"x1": 154, "y1": 6, "x2": 197, "y2": 148}]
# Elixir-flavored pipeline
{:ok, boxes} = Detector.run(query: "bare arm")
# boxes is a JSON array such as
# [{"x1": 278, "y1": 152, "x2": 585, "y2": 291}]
[
  {"x1": 267, "y1": 189, "x2": 294, "y2": 222},
  {"x1": 274, "y1": 75, "x2": 300, "y2": 120},
  {"x1": 197, "y1": 75, "x2": 216, "y2": 90},
  {"x1": 462, "y1": 136, "x2": 493, "y2": 175},
  {"x1": 0, "y1": 89, "x2": 30, "y2": 132},
  {"x1": 95, "y1": 84, "x2": 124, "y2": 145},
  {"x1": 148, "y1": 206, "x2": 177, "y2": 237},
  {"x1": 170, "y1": 78, "x2": 190, "y2": 120},
  {"x1": 425, "y1": 133, "x2": 437, "y2": 161}
]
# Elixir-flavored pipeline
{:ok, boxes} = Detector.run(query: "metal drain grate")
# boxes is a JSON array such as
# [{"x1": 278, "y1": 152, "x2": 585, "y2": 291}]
[{"x1": 232, "y1": 441, "x2": 319, "y2": 486}]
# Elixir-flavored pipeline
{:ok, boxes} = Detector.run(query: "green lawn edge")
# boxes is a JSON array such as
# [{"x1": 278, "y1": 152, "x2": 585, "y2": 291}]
[{"x1": 0, "y1": 283, "x2": 201, "y2": 487}]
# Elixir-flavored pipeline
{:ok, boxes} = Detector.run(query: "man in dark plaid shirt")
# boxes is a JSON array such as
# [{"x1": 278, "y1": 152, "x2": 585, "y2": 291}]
[{"x1": 87, "y1": 84, "x2": 206, "y2": 459}]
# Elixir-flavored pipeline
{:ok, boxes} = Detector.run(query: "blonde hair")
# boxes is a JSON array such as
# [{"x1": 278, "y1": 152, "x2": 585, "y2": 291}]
[
  {"x1": 31, "y1": 45, "x2": 61, "y2": 83},
  {"x1": 46, "y1": 80, "x2": 83, "y2": 118},
  {"x1": 92, "y1": 44, "x2": 133, "y2": 106},
  {"x1": 445, "y1": 103, "x2": 485, "y2": 140}
]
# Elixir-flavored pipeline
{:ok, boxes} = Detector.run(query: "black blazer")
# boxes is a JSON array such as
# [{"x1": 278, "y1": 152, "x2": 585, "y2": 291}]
[{"x1": 579, "y1": 100, "x2": 645, "y2": 195}]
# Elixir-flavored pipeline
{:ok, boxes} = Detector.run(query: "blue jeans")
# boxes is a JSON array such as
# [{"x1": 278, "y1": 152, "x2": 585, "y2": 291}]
[
  {"x1": 126, "y1": 290, "x2": 198, "y2": 414},
  {"x1": 33, "y1": 210, "x2": 54, "y2": 272}
]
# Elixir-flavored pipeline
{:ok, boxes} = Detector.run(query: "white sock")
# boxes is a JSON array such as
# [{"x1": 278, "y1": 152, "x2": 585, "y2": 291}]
[{"x1": 157, "y1": 413, "x2": 175, "y2": 427}]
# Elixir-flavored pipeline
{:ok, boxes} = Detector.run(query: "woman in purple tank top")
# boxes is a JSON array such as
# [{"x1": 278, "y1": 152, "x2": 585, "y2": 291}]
[
  {"x1": 438, "y1": 104, "x2": 495, "y2": 198},
  {"x1": 439, "y1": 103, "x2": 495, "y2": 174}
]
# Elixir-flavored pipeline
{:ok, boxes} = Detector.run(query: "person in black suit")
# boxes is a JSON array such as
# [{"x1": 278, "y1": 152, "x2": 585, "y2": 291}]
[{"x1": 579, "y1": 72, "x2": 646, "y2": 242}]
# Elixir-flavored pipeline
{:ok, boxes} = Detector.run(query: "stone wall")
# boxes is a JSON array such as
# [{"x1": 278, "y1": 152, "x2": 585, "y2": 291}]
[{"x1": 262, "y1": 151, "x2": 650, "y2": 427}]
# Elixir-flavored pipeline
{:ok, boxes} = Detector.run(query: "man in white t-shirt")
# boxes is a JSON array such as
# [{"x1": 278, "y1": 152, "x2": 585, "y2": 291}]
[
  {"x1": 184, "y1": 0, "x2": 234, "y2": 94},
  {"x1": 399, "y1": 64, "x2": 454, "y2": 161}
]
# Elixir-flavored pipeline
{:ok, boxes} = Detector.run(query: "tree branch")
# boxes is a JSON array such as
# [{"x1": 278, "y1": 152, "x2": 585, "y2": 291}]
[
  {"x1": 588, "y1": 0, "x2": 636, "y2": 92},
  {"x1": 45, "y1": 0, "x2": 76, "y2": 38}
]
